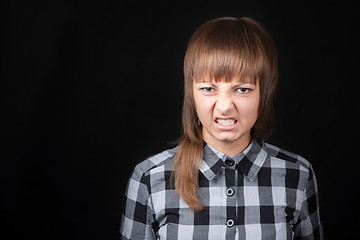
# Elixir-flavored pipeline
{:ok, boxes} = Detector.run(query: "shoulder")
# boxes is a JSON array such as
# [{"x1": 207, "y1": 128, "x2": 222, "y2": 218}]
[
  {"x1": 263, "y1": 142, "x2": 318, "y2": 193},
  {"x1": 263, "y1": 142, "x2": 313, "y2": 173},
  {"x1": 130, "y1": 146, "x2": 178, "y2": 181}
]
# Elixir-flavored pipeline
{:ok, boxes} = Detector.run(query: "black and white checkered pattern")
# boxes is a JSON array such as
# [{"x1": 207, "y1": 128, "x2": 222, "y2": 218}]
[{"x1": 120, "y1": 141, "x2": 323, "y2": 239}]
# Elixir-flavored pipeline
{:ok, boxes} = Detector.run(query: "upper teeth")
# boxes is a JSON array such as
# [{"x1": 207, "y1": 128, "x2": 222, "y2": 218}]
[{"x1": 216, "y1": 119, "x2": 236, "y2": 125}]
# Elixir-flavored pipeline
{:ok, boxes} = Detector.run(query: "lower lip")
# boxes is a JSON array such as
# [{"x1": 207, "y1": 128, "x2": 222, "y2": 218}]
[{"x1": 215, "y1": 121, "x2": 238, "y2": 130}]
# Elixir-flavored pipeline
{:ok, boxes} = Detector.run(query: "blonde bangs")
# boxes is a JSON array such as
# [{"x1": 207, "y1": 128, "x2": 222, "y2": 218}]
[{"x1": 184, "y1": 18, "x2": 267, "y2": 85}]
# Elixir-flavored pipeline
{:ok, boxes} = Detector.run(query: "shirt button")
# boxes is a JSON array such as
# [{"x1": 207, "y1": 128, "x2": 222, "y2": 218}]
[
  {"x1": 226, "y1": 219, "x2": 235, "y2": 227},
  {"x1": 226, "y1": 188, "x2": 234, "y2": 196},
  {"x1": 225, "y1": 159, "x2": 234, "y2": 167}
]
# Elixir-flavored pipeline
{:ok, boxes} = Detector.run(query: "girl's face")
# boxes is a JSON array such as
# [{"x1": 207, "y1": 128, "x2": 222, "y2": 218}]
[{"x1": 193, "y1": 77, "x2": 260, "y2": 155}]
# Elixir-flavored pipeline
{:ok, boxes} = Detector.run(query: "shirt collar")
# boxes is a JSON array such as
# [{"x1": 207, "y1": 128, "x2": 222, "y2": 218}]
[{"x1": 199, "y1": 140, "x2": 268, "y2": 181}]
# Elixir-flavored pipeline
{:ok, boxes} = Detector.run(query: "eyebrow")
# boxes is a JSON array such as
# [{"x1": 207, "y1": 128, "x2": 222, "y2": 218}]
[
  {"x1": 233, "y1": 82, "x2": 256, "y2": 87},
  {"x1": 194, "y1": 81, "x2": 255, "y2": 86},
  {"x1": 195, "y1": 76, "x2": 256, "y2": 84}
]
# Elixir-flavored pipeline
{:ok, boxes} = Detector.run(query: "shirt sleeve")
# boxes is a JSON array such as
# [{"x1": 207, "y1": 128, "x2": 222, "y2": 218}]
[
  {"x1": 293, "y1": 164, "x2": 323, "y2": 240},
  {"x1": 120, "y1": 164, "x2": 156, "y2": 240}
]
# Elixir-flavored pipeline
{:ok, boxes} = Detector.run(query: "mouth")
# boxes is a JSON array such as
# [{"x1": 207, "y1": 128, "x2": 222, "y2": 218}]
[{"x1": 215, "y1": 118, "x2": 237, "y2": 126}]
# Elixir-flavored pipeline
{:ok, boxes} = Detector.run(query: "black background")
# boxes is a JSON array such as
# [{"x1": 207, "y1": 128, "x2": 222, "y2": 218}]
[{"x1": 1, "y1": 1, "x2": 358, "y2": 239}]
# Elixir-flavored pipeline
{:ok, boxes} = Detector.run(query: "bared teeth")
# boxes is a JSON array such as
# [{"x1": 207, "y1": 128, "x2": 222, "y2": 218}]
[{"x1": 216, "y1": 119, "x2": 236, "y2": 125}]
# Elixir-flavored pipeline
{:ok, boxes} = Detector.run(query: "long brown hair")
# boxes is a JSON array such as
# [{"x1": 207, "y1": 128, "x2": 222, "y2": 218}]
[{"x1": 173, "y1": 17, "x2": 278, "y2": 211}]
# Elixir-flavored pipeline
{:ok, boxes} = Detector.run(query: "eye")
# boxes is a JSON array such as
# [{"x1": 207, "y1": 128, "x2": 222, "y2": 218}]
[
  {"x1": 200, "y1": 87, "x2": 215, "y2": 92},
  {"x1": 236, "y1": 88, "x2": 251, "y2": 94}
]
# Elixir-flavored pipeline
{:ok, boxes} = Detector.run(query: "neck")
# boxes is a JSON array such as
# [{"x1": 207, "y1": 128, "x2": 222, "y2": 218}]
[{"x1": 204, "y1": 135, "x2": 252, "y2": 156}]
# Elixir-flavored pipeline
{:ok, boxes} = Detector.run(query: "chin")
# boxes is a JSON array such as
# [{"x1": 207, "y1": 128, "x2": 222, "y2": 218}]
[
  {"x1": 215, "y1": 134, "x2": 240, "y2": 143},
  {"x1": 215, "y1": 131, "x2": 250, "y2": 143}
]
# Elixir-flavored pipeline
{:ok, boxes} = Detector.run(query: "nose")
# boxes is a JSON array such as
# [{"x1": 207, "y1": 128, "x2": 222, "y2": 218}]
[{"x1": 215, "y1": 92, "x2": 234, "y2": 115}]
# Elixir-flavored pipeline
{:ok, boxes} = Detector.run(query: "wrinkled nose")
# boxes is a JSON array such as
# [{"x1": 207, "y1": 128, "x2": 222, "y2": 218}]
[{"x1": 215, "y1": 93, "x2": 234, "y2": 115}]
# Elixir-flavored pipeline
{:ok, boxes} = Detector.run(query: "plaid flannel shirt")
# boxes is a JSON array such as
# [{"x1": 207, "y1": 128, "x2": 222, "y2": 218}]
[{"x1": 120, "y1": 141, "x2": 323, "y2": 239}]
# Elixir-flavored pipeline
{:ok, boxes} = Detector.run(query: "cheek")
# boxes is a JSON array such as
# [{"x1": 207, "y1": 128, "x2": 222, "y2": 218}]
[
  {"x1": 195, "y1": 100, "x2": 212, "y2": 118},
  {"x1": 236, "y1": 99, "x2": 259, "y2": 122},
  {"x1": 193, "y1": 95, "x2": 214, "y2": 121}
]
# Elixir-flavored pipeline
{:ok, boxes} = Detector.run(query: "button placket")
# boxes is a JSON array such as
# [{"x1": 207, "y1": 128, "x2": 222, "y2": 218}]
[{"x1": 224, "y1": 159, "x2": 237, "y2": 232}]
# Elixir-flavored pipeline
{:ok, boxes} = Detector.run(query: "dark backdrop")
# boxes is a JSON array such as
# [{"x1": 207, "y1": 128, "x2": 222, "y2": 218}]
[{"x1": 1, "y1": 1, "x2": 358, "y2": 239}]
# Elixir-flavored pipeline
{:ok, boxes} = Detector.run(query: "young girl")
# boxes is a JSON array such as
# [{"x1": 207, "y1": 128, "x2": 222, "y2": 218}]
[{"x1": 120, "y1": 17, "x2": 322, "y2": 240}]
